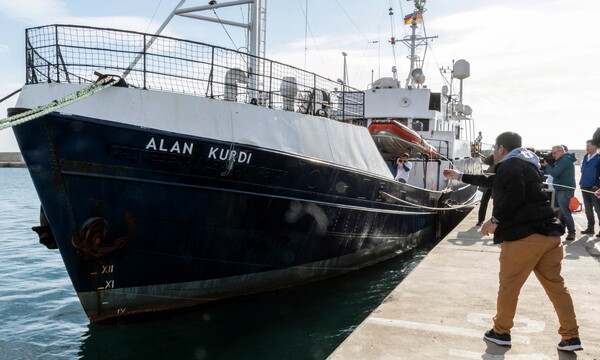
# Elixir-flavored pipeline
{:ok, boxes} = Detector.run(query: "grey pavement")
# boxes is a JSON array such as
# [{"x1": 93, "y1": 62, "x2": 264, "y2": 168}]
[{"x1": 329, "y1": 175, "x2": 600, "y2": 360}]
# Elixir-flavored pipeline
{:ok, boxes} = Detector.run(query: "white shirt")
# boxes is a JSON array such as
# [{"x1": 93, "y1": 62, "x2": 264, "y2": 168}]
[
  {"x1": 583, "y1": 151, "x2": 599, "y2": 164},
  {"x1": 546, "y1": 174, "x2": 554, "y2": 190},
  {"x1": 395, "y1": 160, "x2": 413, "y2": 182}
]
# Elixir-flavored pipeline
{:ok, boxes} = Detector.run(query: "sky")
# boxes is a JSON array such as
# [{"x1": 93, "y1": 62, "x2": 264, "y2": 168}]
[{"x1": 0, "y1": 0, "x2": 599, "y2": 152}]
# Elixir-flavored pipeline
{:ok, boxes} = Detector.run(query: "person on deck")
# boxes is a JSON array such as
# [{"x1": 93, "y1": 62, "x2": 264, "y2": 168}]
[
  {"x1": 476, "y1": 154, "x2": 495, "y2": 226},
  {"x1": 474, "y1": 131, "x2": 483, "y2": 153},
  {"x1": 394, "y1": 153, "x2": 412, "y2": 183},
  {"x1": 475, "y1": 131, "x2": 483, "y2": 143},
  {"x1": 443, "y1": 131, "x2": 583, "y2": 352}
]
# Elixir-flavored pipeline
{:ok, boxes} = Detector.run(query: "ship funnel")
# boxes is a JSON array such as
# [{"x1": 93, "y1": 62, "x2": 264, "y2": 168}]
[
  {"x1": 411, "y1": 68, "x2": 425, "y2": 84},
  {"x1": 453, "y1": 59, "x2": 470, "y2": 80}
]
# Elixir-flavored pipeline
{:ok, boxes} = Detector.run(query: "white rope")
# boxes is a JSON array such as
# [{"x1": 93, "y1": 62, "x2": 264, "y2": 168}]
[
  {"x1": 380, "y1": 190, "x2": 478, "y2": 211},
  {"x1": 549, "y1": 182, "x2": 597, "y2": 195}
]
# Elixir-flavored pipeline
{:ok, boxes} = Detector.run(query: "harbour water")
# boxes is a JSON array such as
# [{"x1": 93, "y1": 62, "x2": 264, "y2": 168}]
[{"x1": 0, "y1": 168, "x2": 440, "y2": 360}]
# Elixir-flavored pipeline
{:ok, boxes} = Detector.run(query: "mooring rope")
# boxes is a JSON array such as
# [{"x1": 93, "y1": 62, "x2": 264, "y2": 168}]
[
  {"x1": 379, "y1": 190, "x2": 478, "y2": 211},
  {"x1": 0, "y1": 88, "x2": 21, "y2": 104},
  {"x1": 0, "y1": 75, "x2": 120, "y2": 131},
  {"x1": 549, "y1": 182, "x2": 597, "y2": 195}
]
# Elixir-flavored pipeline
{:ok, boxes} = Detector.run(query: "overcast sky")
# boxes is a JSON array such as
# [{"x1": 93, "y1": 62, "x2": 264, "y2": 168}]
[{"x1": 1, "y1": 0, "x2": 598, "y2": 152}]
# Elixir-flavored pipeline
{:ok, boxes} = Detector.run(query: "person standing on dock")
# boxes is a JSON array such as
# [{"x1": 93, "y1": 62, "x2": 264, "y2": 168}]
[
  {"x1": 579, "y1": 139, "x2": 600, "y2": 236},
  {"x1": 443, "y1": 131, "x2": 583, "y2": 352},
  {"x1": 476, "y1": 154, "x2": 495, "y2": 226},
  {"x1": 541, "y1": 145, "x2": 577, "y2": 241}
]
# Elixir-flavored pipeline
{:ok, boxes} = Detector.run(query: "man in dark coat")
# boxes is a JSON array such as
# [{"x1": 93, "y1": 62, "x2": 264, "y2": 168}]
[
  {"x1": 476, "y1": 154, "x2": 495, "y2": 226},
  {"x1": 542, "y1": 145, "x2": 577, "y2": 240},
  {"x1": 443, "y1": 131, "x2": 583, "y2": 352}
]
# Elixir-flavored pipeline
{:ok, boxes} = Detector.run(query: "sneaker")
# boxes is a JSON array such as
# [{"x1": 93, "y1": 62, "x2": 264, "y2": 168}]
[
  {"x1": 483, "y1": 329, "x2": 511, "y2": 346},
  {"x1": 565, "y1": 233, "x2": 576, "y2": 241},
  {"x1": 476, "y1": 221, "x2": 483, "y2": 226},
  {"x1": 580, "y1": 228, "x2": 595, "y2": 234},
  {"x1": 557, "y1": 337, "x2": 583, "y2": 351}
]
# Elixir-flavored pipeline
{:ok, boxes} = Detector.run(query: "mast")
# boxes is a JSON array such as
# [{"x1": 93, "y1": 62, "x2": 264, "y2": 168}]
[
  {"x1": 400, "y1": 0, "x2": 436, "y2": 88},
  {"x1": 122, "y1": 0, "x2": 267, "y2": 97},
  {"x1": 247, "y1": 0, "x2": 267, "y2": 96},
  {"x1": 407, "y1": 3, "x2": 420, "y2": 81},
  {"x1": 122, "y1": 0, "x2": 187, "y2": 79}
]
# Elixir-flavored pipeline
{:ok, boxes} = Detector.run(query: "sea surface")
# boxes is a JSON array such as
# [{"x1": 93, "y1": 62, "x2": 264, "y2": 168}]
[{"x1": 0, "y1": 168, "x2": 440, "y2": 360}]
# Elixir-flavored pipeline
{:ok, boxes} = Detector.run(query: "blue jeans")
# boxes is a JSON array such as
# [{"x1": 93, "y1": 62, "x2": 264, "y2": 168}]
[
  {"x1": 555, "y1": 190, "x2": 575, "y2": 234},
  {"x1": 581, "y1": 188, "x2": 600, "y2": 229}
]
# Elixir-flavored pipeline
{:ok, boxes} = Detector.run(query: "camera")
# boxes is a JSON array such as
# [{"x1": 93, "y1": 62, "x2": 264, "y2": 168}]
[{"x1": 535, "y1": 150, "x2": 555, "y2": 166}]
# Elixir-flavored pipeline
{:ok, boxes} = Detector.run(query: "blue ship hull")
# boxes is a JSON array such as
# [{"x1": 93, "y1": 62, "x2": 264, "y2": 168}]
[{"x1": 13, "y1": 111, "x2": 474, "y2": 321}]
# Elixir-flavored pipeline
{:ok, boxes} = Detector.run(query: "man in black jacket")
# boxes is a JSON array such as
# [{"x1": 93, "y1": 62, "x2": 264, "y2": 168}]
[
  {"x1": 476, "y1": 154, "x2": 495, "y2": 226},
  {"x1": 443, "y1": 132, "x2": 583, "y2": 352}
]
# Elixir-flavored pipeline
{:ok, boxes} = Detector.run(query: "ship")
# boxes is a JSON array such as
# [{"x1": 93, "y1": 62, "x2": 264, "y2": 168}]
[{"x1": 5, "y1": 0, "x2": 481, "y2": 322}]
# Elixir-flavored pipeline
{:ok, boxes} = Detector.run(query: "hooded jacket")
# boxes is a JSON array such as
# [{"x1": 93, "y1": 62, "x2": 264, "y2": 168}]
[
  {"x1": 545, "y1": 152, "x2": 576, "y2": 192},
  {"x1": 462, "y1": 148, "x2": 563, "y2": 243}
]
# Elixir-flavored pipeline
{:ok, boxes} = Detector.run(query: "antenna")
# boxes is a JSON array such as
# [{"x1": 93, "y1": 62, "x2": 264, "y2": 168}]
[
  {"x1": 400, "y1": 0, "x2": 437, "y2": 88},
  {"x1": 388, "y1": 7, "x2": 398, "y2": 68}
]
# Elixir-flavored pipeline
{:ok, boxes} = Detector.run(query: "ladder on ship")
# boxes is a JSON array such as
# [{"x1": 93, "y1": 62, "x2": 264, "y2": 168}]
[
  {"x1": 247, "y1": 0, "x2": 267, "y2": 96},
  {"x1": 257, "y1": 0, "x2": 267, "y2": 61},
  {"x1": 256, "y1": 0, "x2": 268, "y2": 93}
]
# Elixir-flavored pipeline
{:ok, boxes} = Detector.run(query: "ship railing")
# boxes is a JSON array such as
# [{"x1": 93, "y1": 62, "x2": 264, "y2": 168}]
[
  {"x1": 24, "y1": 24, "x2": 364, "y2": 122},
  {"x1": 478, "y1": 142, "x2": 494, "y2": 158},
  {"x1": 424, "y1": 138, "x2": 451, "y2": 159}
]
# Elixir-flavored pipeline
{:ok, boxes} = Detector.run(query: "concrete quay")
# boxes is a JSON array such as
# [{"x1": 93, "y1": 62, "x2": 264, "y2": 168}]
[
  {"x1": 329, "y1": 200, "x2": 600, "y2": 359},
  {"x1": 0, "y1": 152, "x2": 25, "y2": 167}
]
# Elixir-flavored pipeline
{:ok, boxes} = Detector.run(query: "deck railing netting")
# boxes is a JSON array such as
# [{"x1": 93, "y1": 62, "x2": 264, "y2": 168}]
[{"x1": 26, "y1": 25, "x2": 364, "y2": 122}]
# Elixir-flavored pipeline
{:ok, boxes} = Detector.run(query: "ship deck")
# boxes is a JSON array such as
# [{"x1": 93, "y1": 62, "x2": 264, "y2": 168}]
[{"x1": 329, "y1": 183, "x2": 600, "y2": 359}]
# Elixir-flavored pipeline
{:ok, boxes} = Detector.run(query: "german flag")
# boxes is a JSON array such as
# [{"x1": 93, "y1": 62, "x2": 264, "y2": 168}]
[{"x1": 404, "y1": 13, "x2": 423, "y2": 24}]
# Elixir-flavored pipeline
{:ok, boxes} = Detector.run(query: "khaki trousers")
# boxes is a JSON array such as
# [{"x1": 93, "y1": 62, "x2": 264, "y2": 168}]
[{"x1": 493, "y1": 234, "x2": 579, "y2": 339}]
